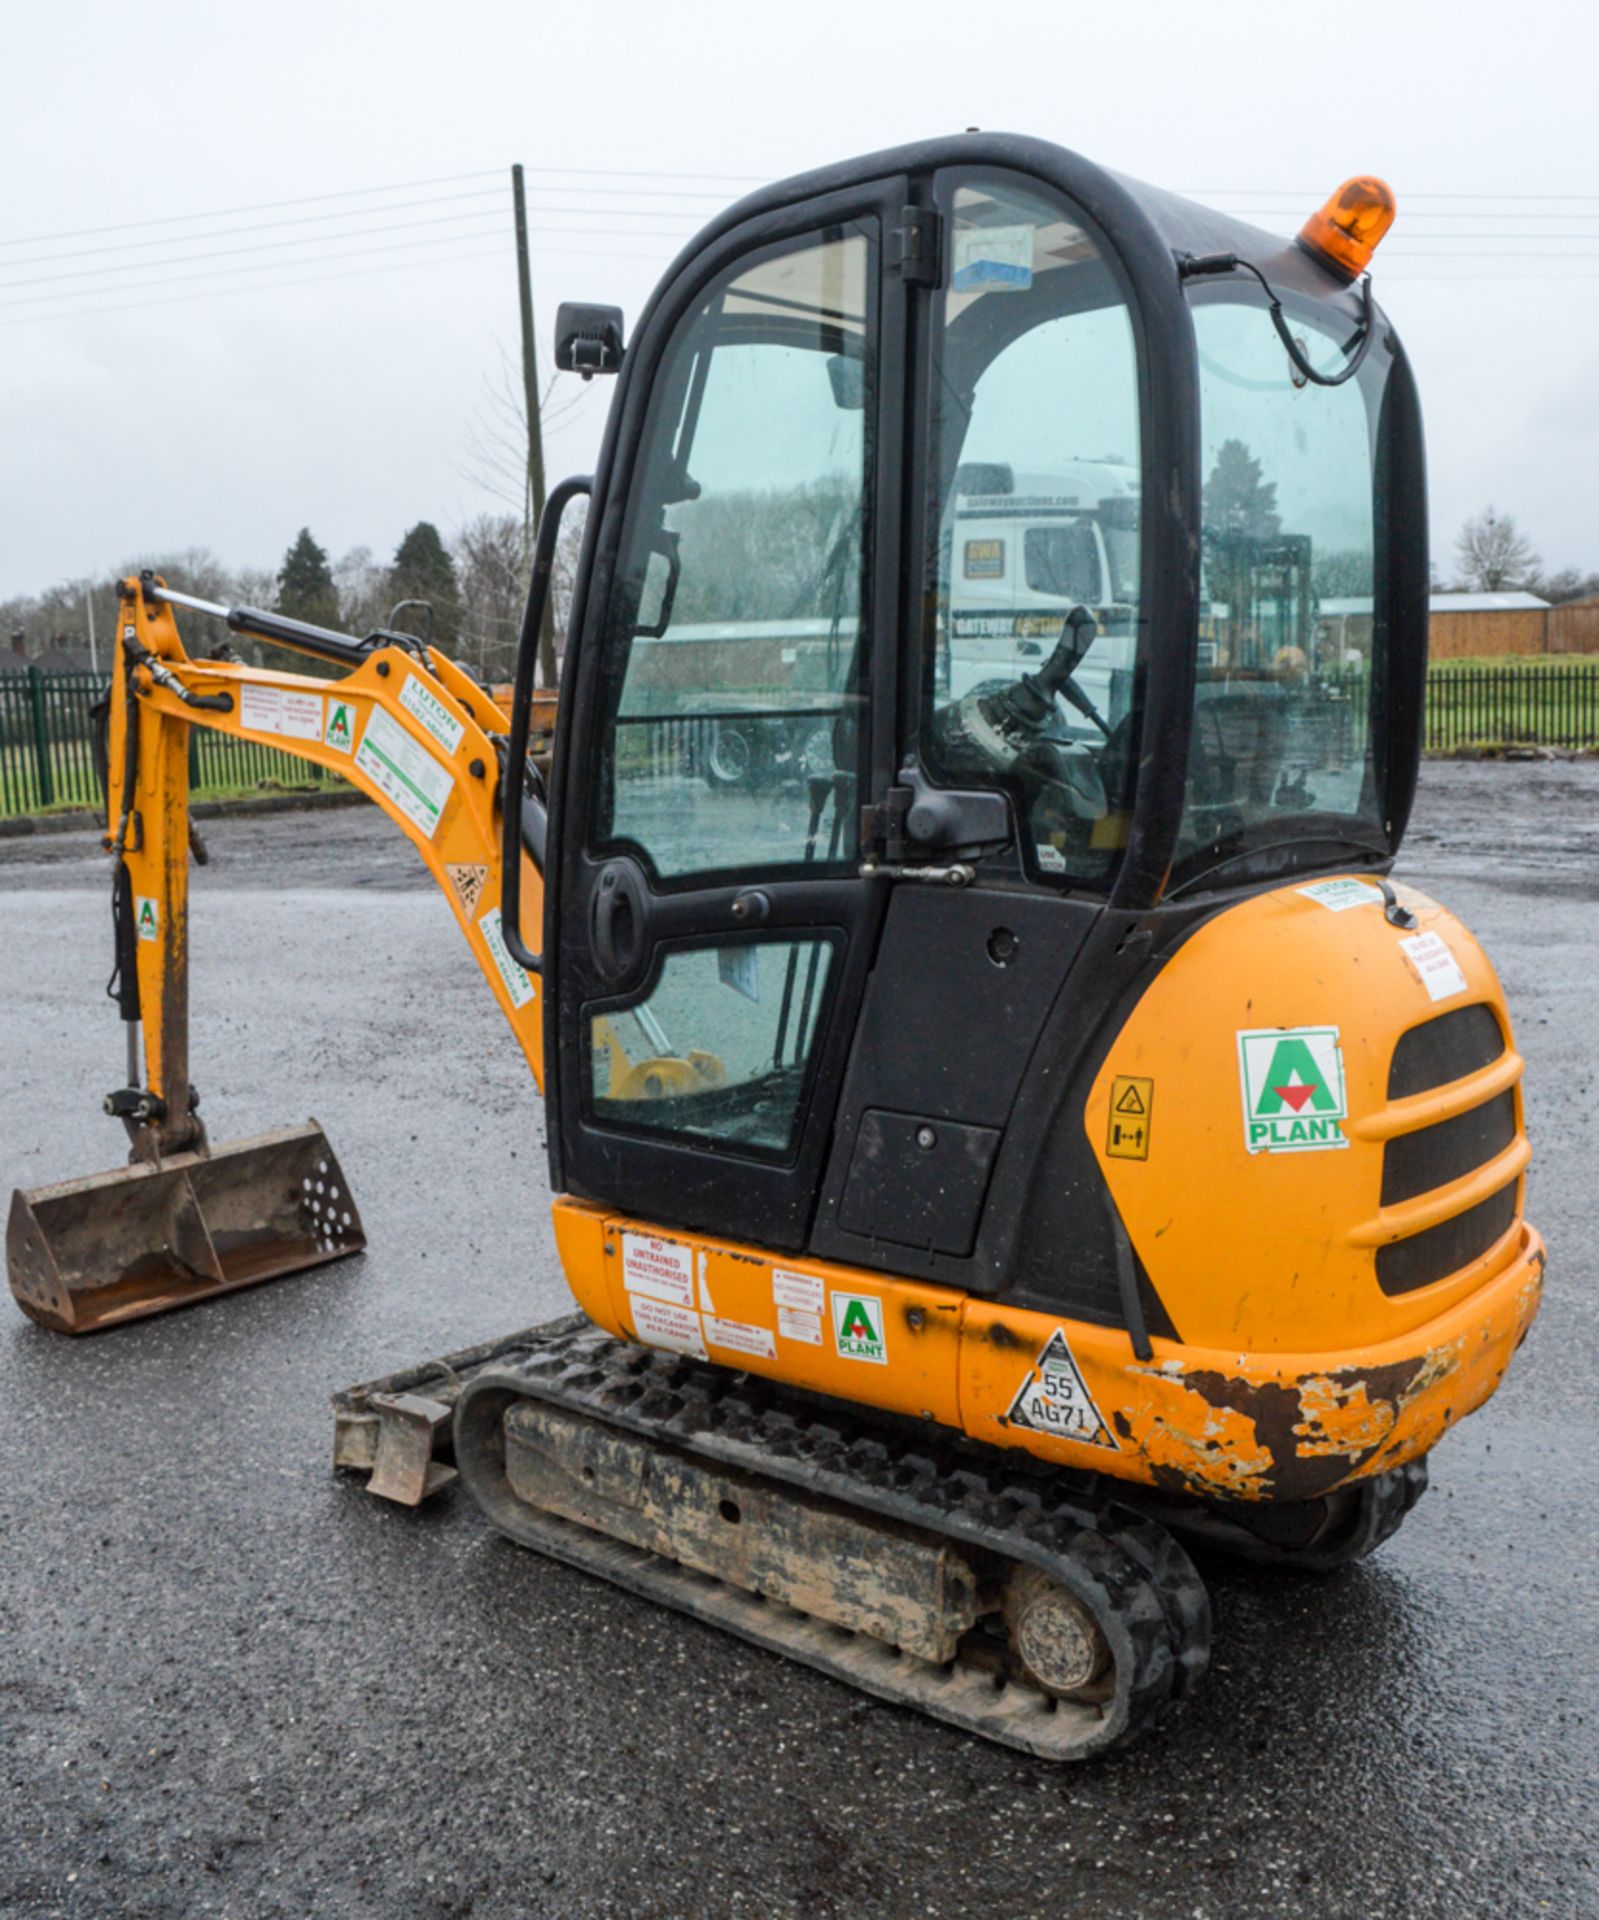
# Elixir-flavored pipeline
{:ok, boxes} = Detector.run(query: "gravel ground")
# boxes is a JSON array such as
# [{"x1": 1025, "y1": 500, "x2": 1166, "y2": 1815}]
[{"x1": 1, "y1": 759, "x2": 1595, "y2": 1920}]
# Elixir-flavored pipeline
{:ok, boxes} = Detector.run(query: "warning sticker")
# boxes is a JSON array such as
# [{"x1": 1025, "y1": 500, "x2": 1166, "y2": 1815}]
[
  {"x1": 447, "y1": 863, "x2": 489, "y2": 917},
  {"x1": 621, "y1": 1232, "x2": 695, "y2": 1309},
  {"x1": 705, "y1": 1315, "x2": 777, "y2": 1362},
  {"x1": 629, "y1": 1295, "x2": 707, "y2": 1361},
  {"x1": 831, "y1": 1290, "x2": 887, "y2": 1365},
  {"x1": 772, "y1": 1268, "x2": 825, "y2": 1315},
  {"x1": 952, "y1": 224, "x2": 1034, "y2": 293},
  {"x1": 400, "y1": 674, "x2": 465, "y2": 755},
  {"x1": 1298, "y1": 878, "x2": 1384, "y2": 913},
  {"x1": 1106, "y1": 1075, "x2": 1154, "y2": 1161},
  {"x1": 1237, "y1": 1026, "x2": 1349, "y2": 1155},
  {"x1": 777, "y1": 1305, "x2": 823, "y2": 1346},
  {"x1": 240, "y1": 684, "x2": 323, "y2": 742},
  {"x1": 477, "y1": 907, "x2": 535, "y2": 1010},
  {"x1": 323, "y1": 697, "x2": 358, "y2": 754},
  {"x1": 1399, "y1": 931, "x2": 1469, "y2": 1004},
  {"x1": 355, "y1": 706, "x2": 454, "y2": 838},
  {"x1": 1005, "y1": 1328, "x2": 1118, "y2": 1450},
  {"x1": 135, "y1": 896, "x2": 159, "y2": 942}
]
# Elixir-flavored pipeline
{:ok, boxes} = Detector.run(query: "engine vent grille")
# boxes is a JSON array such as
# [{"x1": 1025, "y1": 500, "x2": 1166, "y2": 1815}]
[
  {"x1": 1381, "y1": 1090, "x2": 1517, "y2": 1207},
  {"x1": 1377, "y1": 1004, "x2": 1519, "y2": 1298},
  {"x1": 1377, "y1": 1184, "x2": 1519, "y2": 1297},
  {"x1": 1387, "y1": 1003, "x2": 1503, "y2": 1099}
]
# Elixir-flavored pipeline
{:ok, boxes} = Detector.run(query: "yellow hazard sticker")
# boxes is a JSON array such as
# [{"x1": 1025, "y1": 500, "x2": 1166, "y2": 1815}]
[
  {"x1": 1106, "y1": 1074, "x2": 1153, "y2": 1160},
  {"x1": 446, "y1": 862, "x2": 488, "y2": 917}
]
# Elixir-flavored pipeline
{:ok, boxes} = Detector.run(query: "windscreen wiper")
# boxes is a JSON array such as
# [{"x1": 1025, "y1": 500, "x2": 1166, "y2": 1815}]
[{"x1": 1164, "y1": 832, "x2": 1393, "y2": 901}]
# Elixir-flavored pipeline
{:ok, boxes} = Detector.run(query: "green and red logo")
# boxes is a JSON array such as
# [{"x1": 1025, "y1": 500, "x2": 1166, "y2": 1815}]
[
  {"x1": 830, "y1": 1290, "x2": 887, "y2": 1365},
  {"x1": 324, "y1": 700, "x2": 357, "y2": 753},
  {"x1": 1237, "y1": 1026, "x2": 1349, "y2": 1154}
]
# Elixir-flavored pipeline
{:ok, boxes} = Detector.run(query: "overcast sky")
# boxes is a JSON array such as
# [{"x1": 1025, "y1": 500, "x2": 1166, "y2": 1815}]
[{"x1": 4, "y1": 0, "x2": 1595, "y2": 600}]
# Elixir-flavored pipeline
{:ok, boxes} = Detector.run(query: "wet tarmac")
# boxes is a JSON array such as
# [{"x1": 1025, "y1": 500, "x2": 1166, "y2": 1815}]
[{"x1": 2, "y1": 760, "x2": 1595, "y2": 1919}]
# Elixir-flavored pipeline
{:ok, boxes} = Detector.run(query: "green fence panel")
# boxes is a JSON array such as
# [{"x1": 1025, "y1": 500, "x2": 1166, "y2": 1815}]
[
  {"x1": 5, "y1": 660, "x2": 1597, "y2": 826},
  {"x1": 1423, "y1": 661, "x2": 1599, "y2": 752},
  {"x1": 0, "y1": 669, "x2": 348, "y2": 821}
]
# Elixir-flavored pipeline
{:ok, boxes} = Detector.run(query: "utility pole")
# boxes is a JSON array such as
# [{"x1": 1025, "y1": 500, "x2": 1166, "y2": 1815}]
[
  {"x1": 85, "y1": 590, "x2": 99, "y2": 676},
  {"x1": 512, "y1": 163, "x2": 557, "y2": 687}
]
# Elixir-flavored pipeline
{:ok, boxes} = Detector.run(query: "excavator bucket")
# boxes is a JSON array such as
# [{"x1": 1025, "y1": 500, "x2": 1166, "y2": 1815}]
[{"x1": 6, "y1": 1121, "x2": 365, "y2": 1335}]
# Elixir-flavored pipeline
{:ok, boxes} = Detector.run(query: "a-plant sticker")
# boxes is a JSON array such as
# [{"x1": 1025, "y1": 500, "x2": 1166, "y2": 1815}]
[
  {"x1": 135, "y1": 896, "x2": 159, "y2": 942},
  {"x1": 324, "y1": 699, "x2": 358, "y2": 754},
  {"x1": 1237, "y1": 1026, "x2": 1349, "y2": 1154},
  {"x1": 831, "y1": 1290, "x2": 886, "y2": 1365}
]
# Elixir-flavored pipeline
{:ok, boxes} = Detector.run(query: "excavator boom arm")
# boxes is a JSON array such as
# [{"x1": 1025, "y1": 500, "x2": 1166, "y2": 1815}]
[{"x1": 105, "y1": 573, "x2": 548, "y2": 1158}]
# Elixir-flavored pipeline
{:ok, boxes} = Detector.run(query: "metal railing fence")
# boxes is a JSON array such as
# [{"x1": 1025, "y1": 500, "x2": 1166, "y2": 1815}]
[
  {"x1": 3, "y1": 660, "x2": 1597, "y2": 823},
  {"x1": 1418, "y1": 659, "x2": 1599, "y2": 752},
  {"x1": 0, "y1": 668, "x2": 342, "y2": 819}
]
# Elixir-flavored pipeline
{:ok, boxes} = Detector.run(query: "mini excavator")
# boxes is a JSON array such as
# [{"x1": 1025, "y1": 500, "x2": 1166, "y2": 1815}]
[{"x1": 8, "y1": 137, "x2": 1544, "y2": 1758}]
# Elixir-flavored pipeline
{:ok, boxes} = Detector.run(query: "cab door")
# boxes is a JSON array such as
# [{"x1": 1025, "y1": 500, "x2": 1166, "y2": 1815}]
[{"x1": 547, "y1": 183, "x2": 909, "y2": 1247}]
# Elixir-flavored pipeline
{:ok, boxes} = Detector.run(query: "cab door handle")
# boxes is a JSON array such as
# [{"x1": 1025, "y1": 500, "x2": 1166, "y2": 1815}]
[{"x1": 590, "y1": 860, "x2": 646, "y2": 985}]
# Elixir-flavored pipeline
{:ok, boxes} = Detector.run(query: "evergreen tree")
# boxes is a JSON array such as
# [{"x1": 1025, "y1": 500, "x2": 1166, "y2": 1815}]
[
  {"x1": 275, "y1": 528, "x2": 339, "y2": 628},
  {"x1": 389, "y1": 521, "x2": 460, "y2": 644},
  {"x1": 1204, "y1": 439, "x2": 1281, "y2": 539}
]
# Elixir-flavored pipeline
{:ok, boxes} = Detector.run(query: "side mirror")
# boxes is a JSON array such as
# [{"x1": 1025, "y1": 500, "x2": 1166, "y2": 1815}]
[
  {"x1": 555, "y1": 302, "x2": 625, "y2": 379},
  {"x1": 826, "y1": 352, "x2": 865, "y2": 410},
  {"x1": 635, "y1": 532, "x2": 681, "y2": 639}
]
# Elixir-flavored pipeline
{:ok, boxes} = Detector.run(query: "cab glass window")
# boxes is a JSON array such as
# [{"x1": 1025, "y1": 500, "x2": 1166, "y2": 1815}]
[
  {"x1": 920, "y1": 176, "x2": 1143, "y2": 889},
  {"x1": 587, "y1": 938, "x2": 835, "y2": 1156},
  {"x1": 1177, "y1": 292, "x2": 1390, "y2": 882},
  {"x1": 593, "y1": 225, "x2": 875, "y2": 882}
]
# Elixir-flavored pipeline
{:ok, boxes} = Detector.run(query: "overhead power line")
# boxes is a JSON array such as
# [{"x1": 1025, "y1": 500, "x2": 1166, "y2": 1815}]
[
  {"x1": 0, "y1": 162, "x2": 768, "y2": 251},
  {"x1": 0, "y1": 242, "x2": 513, "y2": 329},
  {"x1": 0, "y1": 169, "x2": 505, "y2": 251},
  {"x1": 0, "y1": 235, "x2": 678, "y2": 330},
  {"x1": 0, "y1": 188, "x2": 511, "y2": 271},
  {"x1": 1, "y1": 182, "x2": 759, "y2": 275},
  {"x1": 0, "y1": 209, "x2": 510, "y2": 294},
  {"x1": 1181, "y1": 187, "x2": 1599, "y2": 202},
  {"x1": 0, "y1": 226, "x2": 707, "y2": 313},
  {"x1": 0, "y1": 208, "x2": 718, "y2": 301}
]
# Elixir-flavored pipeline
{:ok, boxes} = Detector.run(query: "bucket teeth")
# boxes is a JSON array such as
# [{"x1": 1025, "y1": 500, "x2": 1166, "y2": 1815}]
[{"x1": 6, "y1": 1120, "x2": 365, "y2": 1335}]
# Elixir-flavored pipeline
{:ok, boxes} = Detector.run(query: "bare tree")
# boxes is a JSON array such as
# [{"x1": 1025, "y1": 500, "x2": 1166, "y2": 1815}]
[
  {"x1": 332, "y1": 546, "x2": 389, "y2": 637},
  {"x1": 454, "y1": 513, "x2": 531, "y2": 684},
  {"x1": 1530, "y1": 564, "x2": 1599, "y2": 605},
  {"x1": 449, "y1": 504, "x2": 588, "y2": 687},
  {"x1": 459, "y1": 343, "x2": 587, "y2": 530},
  {"x1": 1453, "y1": 508, "x2": 1541, "y2": 593},
  {"x1": 551, "y1": 501, "x2": 589, "y2": 660}
]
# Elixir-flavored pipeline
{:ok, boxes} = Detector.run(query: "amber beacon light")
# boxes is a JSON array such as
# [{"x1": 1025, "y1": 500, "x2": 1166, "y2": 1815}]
[{"x1": 1298, "y1": 176, "x2": 1397, "y2": 278}]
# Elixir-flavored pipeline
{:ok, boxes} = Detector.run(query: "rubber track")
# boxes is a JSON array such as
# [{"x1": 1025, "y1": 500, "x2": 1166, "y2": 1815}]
[{"x1": 454, "y1": 1316, "x2": 1211, "y2": 1760}]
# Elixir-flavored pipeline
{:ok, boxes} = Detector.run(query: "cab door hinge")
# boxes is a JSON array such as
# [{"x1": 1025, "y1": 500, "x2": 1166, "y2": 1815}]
[
  {"x1": 891, "y1": 207, "x2": 943, "y2": 286},
  {"x1": 860, "y1": 784, "x2": 913, "y2": 863}
]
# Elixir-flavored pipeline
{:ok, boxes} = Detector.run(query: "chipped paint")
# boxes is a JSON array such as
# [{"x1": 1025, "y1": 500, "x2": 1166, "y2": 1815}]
[
  {"x1": 1293, "y1": 1373, "x2": 1401, "y2": 1459},
  {"x1": 1123, "y1": 1325, "x2": 1506, "y2": 1503}
]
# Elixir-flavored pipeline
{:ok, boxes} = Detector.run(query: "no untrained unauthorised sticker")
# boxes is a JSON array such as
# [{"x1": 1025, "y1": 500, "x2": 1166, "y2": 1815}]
[{"x1": 621, "y1": 1233, "x2": 695, "y2": 1310}]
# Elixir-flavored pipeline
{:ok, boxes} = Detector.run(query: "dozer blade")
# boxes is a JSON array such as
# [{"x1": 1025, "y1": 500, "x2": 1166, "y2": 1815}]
[{"x1": 7, "y1": 1120, "x2": 365, "y2": 1335}]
